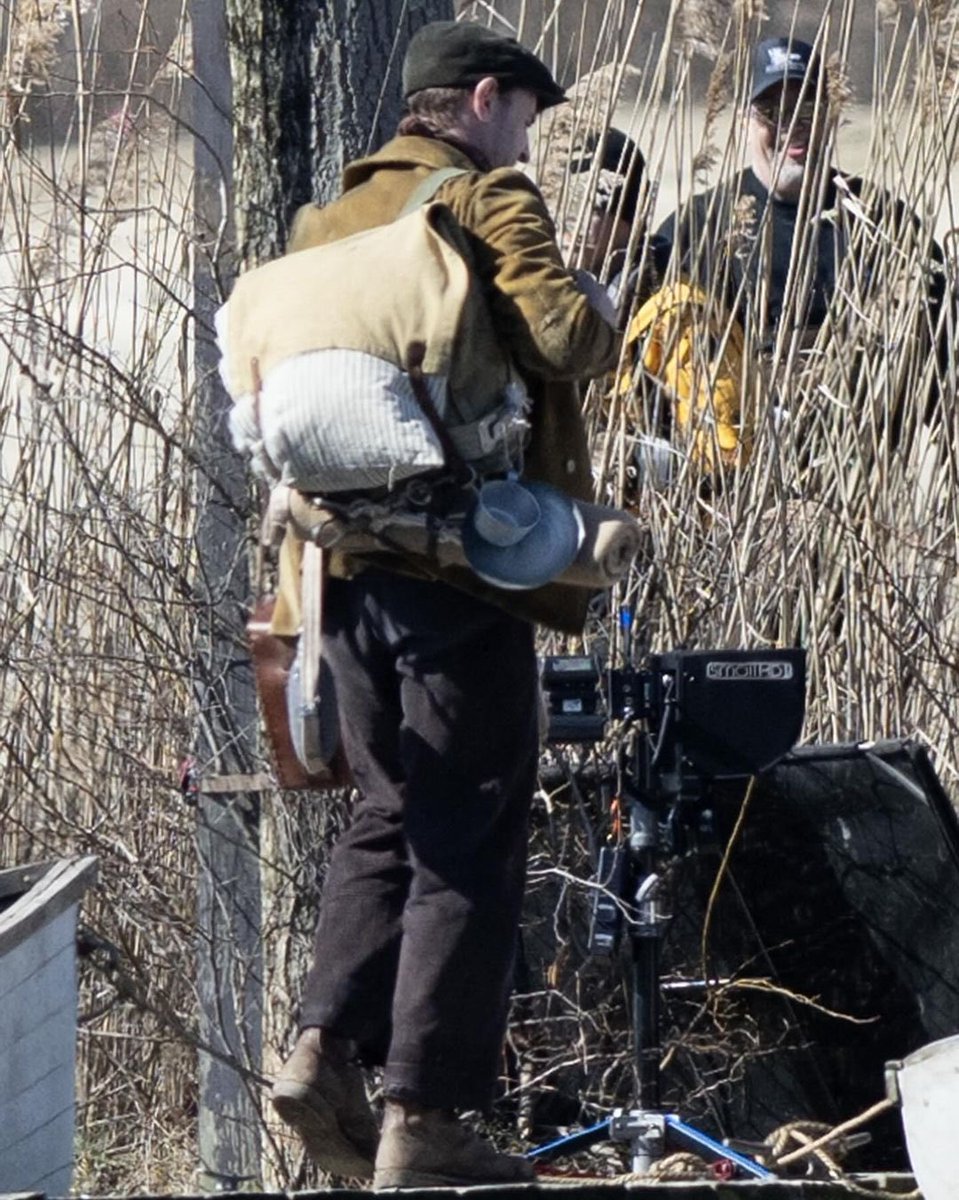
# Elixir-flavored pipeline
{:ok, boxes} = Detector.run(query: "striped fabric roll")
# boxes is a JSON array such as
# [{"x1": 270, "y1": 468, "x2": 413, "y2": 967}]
[{"x1": 225, "y1": 342, "x2": 448, "y2": 492}]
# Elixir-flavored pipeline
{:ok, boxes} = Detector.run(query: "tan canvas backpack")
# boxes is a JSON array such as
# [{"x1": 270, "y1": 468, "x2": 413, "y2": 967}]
[{"x1": 216, "y1": 170, "x2": 530, "y2": 496}]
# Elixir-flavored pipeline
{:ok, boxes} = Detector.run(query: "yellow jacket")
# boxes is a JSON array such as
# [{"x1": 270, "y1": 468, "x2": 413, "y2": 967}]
[
  {"x1": 624, "y1": 279, "x2": 751, "y2": 470},
  {"x1": 271, "y1": 135, "x2": 620, "y2": 634}
]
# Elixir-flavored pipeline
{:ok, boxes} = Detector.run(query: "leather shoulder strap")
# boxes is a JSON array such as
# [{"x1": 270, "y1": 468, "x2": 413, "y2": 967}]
[{"x1": 398, "y1": 167, "x2": 468, "y2": 218}]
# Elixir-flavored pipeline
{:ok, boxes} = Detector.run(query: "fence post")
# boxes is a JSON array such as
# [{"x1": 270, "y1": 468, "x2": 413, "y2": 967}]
[{"x1": 191, "y1": 0, "x2": 263, "y2": 1187}]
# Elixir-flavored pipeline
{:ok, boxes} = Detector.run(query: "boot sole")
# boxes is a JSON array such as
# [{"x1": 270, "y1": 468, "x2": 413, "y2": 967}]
[{"x1": 272, "y1": 1082, "x2": 375, "y2": 1179}]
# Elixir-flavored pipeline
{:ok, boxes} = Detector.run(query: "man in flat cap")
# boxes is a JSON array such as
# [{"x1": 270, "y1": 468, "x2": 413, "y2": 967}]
[{"x1": 267, "y1": 19, "x2": 619, "y2": 1190}]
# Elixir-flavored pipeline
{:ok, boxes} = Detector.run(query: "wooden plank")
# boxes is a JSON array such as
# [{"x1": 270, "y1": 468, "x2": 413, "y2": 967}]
[
  {"x1": 0, "y1": 908, "x2": 77, "y2": 1195},
  {"x1": 200, "y1": 773, "x2": 273, "y2": 795}
]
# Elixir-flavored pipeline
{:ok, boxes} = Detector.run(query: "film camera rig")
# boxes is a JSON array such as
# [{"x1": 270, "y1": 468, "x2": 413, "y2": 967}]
[{"x1": 529, "y1": 648, "x2": 806, "y2": 1178}]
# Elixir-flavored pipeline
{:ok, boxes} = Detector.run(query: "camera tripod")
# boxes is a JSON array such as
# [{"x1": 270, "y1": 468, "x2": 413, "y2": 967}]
[{"x1": 526, "y1": 648, "x2": 806, "y2": 1179}]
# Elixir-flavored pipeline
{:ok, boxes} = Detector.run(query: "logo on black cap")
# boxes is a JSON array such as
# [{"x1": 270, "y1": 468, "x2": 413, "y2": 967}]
[{"x1": 750, "y1": 37, "x2": 818, "y2": 101}]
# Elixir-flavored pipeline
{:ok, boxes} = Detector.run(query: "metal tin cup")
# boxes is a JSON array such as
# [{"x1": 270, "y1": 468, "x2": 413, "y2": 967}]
[
  {"x1": 471, "y1": 479, "x2": 541, "y2": 547},
  {"x1": 463, "y1": 480, "x2": 585, "y2": 590}
]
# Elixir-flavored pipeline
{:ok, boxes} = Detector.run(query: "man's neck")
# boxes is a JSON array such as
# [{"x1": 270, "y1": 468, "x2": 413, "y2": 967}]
[
  {"x1": 438, "y1": 132, "x2": 491, "y2": 173},
  {"x1": 398, "y1": 119, "x2": 491, "y2": 172}
]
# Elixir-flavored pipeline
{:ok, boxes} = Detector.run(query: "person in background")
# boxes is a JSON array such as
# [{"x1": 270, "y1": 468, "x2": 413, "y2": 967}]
[
  {"x1": 656, "y1": 35, "x2": 943, "y2": 355},
  {"x1": 565, "y1": 126, "x2": 649, "y2": 307},
  {"x1": 644, "y1": 35, "x2": 943, "y2": 467}
]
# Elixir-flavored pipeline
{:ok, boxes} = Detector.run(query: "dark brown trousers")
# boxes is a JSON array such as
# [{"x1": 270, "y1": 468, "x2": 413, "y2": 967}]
[{"x1": 299, "y1": 570, "x2": 538, "y2": 1111}]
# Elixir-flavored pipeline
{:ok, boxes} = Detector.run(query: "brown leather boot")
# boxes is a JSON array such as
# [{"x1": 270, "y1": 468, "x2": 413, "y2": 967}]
[
  {"x1": 271, "y1": 1027, "x2": 379, "y2": 1178},
  {"x1": 373, "y1": 1099, "x2": 536, "y2": 1190}
]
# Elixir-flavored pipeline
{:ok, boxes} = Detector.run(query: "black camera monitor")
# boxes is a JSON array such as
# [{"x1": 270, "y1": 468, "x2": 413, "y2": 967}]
[
  {"x1": 542, "y1": 648, "x2": 806, "y2": 789},
  {"x1": 650, "y1": 649, "x2": 806, "y2": 784}
]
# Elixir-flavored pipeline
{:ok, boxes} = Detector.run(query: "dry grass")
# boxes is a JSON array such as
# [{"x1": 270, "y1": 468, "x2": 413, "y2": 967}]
[
  {"x1": 1, "y1": 0, "x2": 959, "y2": 1190},
  {"x1": 0, "y1": 0, "x2": 199, "y2": 1191}
]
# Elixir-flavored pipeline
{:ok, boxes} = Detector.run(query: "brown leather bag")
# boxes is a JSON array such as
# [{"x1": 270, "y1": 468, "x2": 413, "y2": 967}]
[{"x1": 246, "y1": 594, "x2": 349, "y2": 790}]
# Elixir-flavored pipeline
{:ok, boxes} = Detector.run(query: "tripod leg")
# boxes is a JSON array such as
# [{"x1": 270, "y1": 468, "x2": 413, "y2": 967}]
[
  {"x1": 626, "y1": 815, "x2": 663, "y2": 1112},
  {"x1": 632, "y1": 929, "x2": 662, "y2": 1110}
]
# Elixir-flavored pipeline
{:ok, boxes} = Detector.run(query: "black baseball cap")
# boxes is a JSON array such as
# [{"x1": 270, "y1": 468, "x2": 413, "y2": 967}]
[
  {"x1": 402, "y1": 21, "x2": 566, "y2": 111},
  {"x1": 750, "y1": 37, "x2": 819, "y2": 102},
  {"x1": 570, "y1": 128, "x2": 645, "y2": 221}
]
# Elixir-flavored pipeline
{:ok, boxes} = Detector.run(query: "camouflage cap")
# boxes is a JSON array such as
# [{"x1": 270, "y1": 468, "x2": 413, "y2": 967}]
[{"x1": 570, "y1": 127, "x2": 645, "y2": 221}]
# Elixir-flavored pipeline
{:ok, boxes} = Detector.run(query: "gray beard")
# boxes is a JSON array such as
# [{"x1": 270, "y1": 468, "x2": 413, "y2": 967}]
[{"x1": 768, "y1": 157, "x2": 806, "y2": 202}]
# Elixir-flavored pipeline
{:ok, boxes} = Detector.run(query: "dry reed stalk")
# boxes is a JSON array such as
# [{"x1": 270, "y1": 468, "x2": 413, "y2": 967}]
[
  {"x1": 6, "y1": 0, "x2": 71, "y2": 89},
  {"x1": 680, "y1": 0, "x2": 733, "y2": 61}
]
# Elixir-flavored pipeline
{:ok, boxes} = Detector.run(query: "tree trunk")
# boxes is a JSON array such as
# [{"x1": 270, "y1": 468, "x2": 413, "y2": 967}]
[{"x1": 227, "y1": 0, "x2": 455, "y2": 269}]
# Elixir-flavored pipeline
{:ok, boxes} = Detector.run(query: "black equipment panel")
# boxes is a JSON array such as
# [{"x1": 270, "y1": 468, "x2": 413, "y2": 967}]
[{"x1": 662, "y1": 738, "x2": 959, "y2": 1168}]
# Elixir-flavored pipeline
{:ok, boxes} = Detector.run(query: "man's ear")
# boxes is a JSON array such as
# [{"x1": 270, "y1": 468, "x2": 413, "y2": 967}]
[{"x1": 471, "y1": 76, "x2": 500, "y2": 122}]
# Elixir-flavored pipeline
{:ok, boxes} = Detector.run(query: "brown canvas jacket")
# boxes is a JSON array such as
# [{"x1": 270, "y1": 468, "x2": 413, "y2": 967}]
[{"x1": 272, "y1": 135, "x2": 619, "y2": 634}]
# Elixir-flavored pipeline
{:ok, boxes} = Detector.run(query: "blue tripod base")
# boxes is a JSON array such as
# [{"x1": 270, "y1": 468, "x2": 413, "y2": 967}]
[{"x1": 527, "y1": 1109, "x2": 775, "y2": 1180}]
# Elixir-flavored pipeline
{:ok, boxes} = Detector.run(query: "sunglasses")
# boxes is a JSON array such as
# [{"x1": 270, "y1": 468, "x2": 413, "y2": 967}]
[{"x1": 752, "y1": 98, "x2": 819, "y2": 128}]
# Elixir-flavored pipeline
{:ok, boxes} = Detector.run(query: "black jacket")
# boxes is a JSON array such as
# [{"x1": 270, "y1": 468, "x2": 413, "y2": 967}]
[{"x1": 655, "y1": 167, "x2": 943, "y2": 348}]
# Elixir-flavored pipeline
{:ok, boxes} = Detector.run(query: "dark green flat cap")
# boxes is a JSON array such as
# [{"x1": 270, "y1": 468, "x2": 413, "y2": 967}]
[{"x1": 403, "y1": 20, "x2": 566, "y2": 110}]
